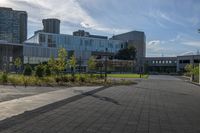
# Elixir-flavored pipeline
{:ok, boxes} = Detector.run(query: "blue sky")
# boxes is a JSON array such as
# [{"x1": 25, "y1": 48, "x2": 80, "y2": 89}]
[{"x1": 1, "y1": 0, "x2": 200, "y2": 57}]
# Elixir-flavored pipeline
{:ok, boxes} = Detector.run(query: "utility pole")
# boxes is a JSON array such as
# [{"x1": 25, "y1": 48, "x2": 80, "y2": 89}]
[
  {"x1": 104, "y1": 48, "x2": 108, "y2": 82},
  {"x1": 199, "y1": 63, "x2": 200, "y2": 84}
]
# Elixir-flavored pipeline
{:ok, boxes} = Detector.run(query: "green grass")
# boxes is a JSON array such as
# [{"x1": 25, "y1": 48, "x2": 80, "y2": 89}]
[{"x1": 108, "y1": 74, "x2": 148, "y2": 79}]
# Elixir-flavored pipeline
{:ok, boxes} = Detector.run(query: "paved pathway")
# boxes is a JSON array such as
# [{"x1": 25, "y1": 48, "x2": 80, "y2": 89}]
[
  {"x1": 0, "y1": 86, "x2": 102, "y2": 121},
  {"x1": 1, "y1": 75, "x2": 200, "y2": 133},
  {"x1": 0, "y1": 85, "x2": 67, "y2": 102}
]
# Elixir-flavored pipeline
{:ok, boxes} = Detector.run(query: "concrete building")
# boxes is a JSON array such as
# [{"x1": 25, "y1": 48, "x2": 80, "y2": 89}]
[
  {"x1": 0, "y1": 7, "x2": 27, "y2": 43},
  {"x1": 42, "y1": 18, "x2": 60, "y2": 34},
  {"x1": 112, "y1": 31, "x2": 146, "y2": 72},
  {"x1": 0, "y1": 41, "x2": 23, "y2": 71},
  {"x1": 177, "y1": 55, "x2": 200, "y2": 72},
  {"x1": 144, "y1": 57, "x2": 177, "y2": 73}
]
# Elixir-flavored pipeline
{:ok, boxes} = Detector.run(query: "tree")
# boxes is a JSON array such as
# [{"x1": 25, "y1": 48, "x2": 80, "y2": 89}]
[
  {"x1": 87, "y1": 56, "x2": 96, "y2": 77},
  {"x1": 23, "y1": 64, "x2": 32, "y2": 76},
  {"x1": 14, "y1": 57, "x2": 22, "y2": 73},
  {"x1": 69, "y1": 55, "x2": 77, "y2": 77},
  {"x1": 185, "y1": 64, "x2": 193, "y2": 76},
  {"x1": 44, "y1": 65, "x2": 51, "y2": 76},
  {"x1": 48, "y1": 55, "x2": 57, "y2": 74},
  {"x1": 115, "y1": 46, "x2": 136, "y2": 60},
  {"x1": 35, "y1": 64, "x2": 44, "y2": 77},
  {"x1": 57, "y1": 48, "x2": 67, "y2": 74}
]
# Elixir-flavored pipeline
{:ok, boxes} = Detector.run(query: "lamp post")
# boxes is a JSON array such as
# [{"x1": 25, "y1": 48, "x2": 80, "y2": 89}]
[{"x1": 104, "y1": 48, "x2": 108, "y2": 82}]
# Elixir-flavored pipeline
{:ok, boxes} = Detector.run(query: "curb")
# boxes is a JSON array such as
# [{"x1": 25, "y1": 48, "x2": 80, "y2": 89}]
[{"x1": 0, "y1": 86, "x2": 110, "y2": 132}]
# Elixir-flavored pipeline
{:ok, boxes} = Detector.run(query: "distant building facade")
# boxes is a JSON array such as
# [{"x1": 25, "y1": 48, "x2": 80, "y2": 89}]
[
  {"x1": 144, "y1": 57, "x2": 177, "y2": 73},
  {"x1": 0, "y1": 41, "x2": 23, "y2": 71},
  {"x1": 112, "y1": 31, "x2": 146, "y2": 72},
  {"x1": 0, "y1": 7, "x2": 27, "y2": 43},
  {"x1": 42, "y1": 18, "x2": 60, "y2": 34},
  {"x1": 23, "y1": 32, "x2": 124, "y2": 71},
  {"x1": 177, "y1": 55, "x2": 200, "y2": 72}
]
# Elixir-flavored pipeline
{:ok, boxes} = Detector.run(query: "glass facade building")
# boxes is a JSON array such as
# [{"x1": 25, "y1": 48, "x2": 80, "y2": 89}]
[
  {"x1": 24, "y1": 32, "x2": 125, "y2": 65},
  {"x1": 0, "y1": 7, "x2": 27, "y2": 43}
]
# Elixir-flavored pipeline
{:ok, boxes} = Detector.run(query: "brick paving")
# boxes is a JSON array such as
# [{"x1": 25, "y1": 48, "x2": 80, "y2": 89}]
[{"x1": 0, "y1": 75, "x2": 200, "y2": 133}]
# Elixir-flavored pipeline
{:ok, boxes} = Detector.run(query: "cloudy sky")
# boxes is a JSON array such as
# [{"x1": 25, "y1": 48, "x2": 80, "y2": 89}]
[{"x1": 1, "y1": 0, "x2": 200, "y2": 57}]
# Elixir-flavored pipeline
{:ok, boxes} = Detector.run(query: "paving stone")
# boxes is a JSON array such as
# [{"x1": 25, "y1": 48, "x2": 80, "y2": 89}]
[{"x1": 0, "y1": 75, "x2": 200, "y2": 133}]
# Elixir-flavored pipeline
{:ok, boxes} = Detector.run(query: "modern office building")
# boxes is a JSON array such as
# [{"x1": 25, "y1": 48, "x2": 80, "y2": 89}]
[
  {"x1": 112, "y1": 31, "x2": 146, "y2": 59},
  {"x1": 0, "y1": 41, "x2": 23, "y2": 71},
  {"x1": 23, "y1": 31, "x2": 124, "y2": 71},
  {"x1": 0, "y1": 7, "x2": 27, "y2": 43},
  {"x1": 112, "y1": 31, "x2": 146, "y2": 72},
  {"x1": 42, "y1": 18, "x2": 60, "y2": 34}
]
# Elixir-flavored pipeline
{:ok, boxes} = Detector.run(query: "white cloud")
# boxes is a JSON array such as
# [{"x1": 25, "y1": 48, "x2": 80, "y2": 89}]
[
  {"x1": 147, "y1": 10, "x2": 186, "y2": 27},
  {"x1": 179, "y1": 51, "x2": 195, "y2": 56},
  {"x1": 0, "y1": 0, "x2": 126, "y2": 36},
  {"x1": 147, "y1": 40, "x2": 166, "y2": 52},
  {"x1": 183, "y1": 41, "x2": 200, "y2": 48}
]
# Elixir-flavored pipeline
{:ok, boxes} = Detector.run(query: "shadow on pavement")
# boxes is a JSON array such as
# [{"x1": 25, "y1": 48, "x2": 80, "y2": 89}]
[
  {"x1": 74, "y1": 90, "x2": 120, "y2": 105},
  {"x1": 0, "y1": 86, "x2": 110, "y2": 132}
]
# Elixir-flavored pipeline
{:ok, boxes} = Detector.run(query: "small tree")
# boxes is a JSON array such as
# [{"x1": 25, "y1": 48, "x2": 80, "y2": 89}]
[
  {"x1": 185, "y1": 64, "x2": 193, "y2": 76},
  {"x1": 57, "y1": 48, "x2": 67, "y2": 75},
  {"x1": 87, "y1": 56, "x2": 96, "y2": 77},
  {"x1": 45, "y1": 65, "x2": 51, "y2": 76},
  {"x1": 115, "y1": 46, "x2": 136, "y2": 60},
  {"x1": 23, "y1": 64, "x2": 32, "y2": 76},
  {"x1": 14, "y1": 57, "x2": 22, "y2": 73},
  {"x1": 35, "y1": 64, "x2": 44, "y2": 77},
  {"x1": 48, "y1": 55, "x2": 58, "y2": 75},
  {"x1": 69, "y1": 55, "x2": 77, "y2": 78}
]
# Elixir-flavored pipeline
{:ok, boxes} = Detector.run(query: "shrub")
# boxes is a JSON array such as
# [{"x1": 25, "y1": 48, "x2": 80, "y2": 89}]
[
  {"x1": 45, "y1": 65, "x2": 51, "y2": 76},
  {"x1": 69, "y1": 76, "x2": 76, "y2": 82},
  {"x1": 23, "y1": 64, "x2": 32, "y2": 76},
  {"x1": 62, "y1": 76, "x2": 69, "y2": 82},
  {"x1": 35, "y1": 65, "x2": 44, "y2": 77},
  {"x1": 8, "y1": 75, "x2": 24, "y2": 85},
  {"x1": 78, "y1": 76, "x2": 86, "y2": 82},
  {"x1": 1, "y1": 72, "x2": 8, "y2": 83}
]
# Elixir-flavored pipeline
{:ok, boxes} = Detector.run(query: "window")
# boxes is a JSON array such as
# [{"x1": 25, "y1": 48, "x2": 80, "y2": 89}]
[{"x1": 39, "y1": 34, "x2": 45, "y2": 43}]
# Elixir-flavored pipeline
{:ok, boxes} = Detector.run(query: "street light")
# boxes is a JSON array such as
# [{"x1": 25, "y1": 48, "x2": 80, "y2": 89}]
[{"x1": 104, "y1": 48, "x2": 108, "y2": 82}]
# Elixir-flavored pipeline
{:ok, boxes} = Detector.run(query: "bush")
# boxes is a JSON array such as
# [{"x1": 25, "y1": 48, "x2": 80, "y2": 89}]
[
  {"x1": 35, "y1": 65, "x2": 44, "y2": 77},
  {"x1": 69, "y1": 76, "x2": 76, "y2": 82},
  {"x1": 23, "y1": 64, "x2": 32, "y2": 76},
  {"x1": 78, "y1": 76, "x2": 86, "y2": 82},
  {"x1": 1, "y1": 72, "x2": 8, "y2": 83},
  {"x1": 62, "y1": 76, "x2": 70, "y2": 82},
  {"x1": 45, "y1": 65, "x2": 51, "y2": 76}
]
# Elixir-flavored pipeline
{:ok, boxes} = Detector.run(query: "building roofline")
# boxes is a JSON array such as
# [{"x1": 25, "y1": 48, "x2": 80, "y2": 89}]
[
  {"x1": 0, "y1": 41, "x2": 23, "y2": 46},
  {"x1": 30, "y1": 32, "x2": 123, "y2": 42},
  {"x1": 113, "y1": 30, "x2": 145, "y2": 37}
]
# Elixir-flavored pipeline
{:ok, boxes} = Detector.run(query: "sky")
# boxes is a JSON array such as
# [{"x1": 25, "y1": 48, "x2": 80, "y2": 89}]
[{"x1": 0, "y1": 0, "x2": 200, "y2": 57}]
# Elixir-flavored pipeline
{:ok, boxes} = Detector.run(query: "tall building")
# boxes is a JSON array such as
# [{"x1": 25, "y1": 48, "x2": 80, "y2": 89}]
[
  {"x1": 0, "y1": 7, "x2": 27, "y2": 43},
  {"x1": 42, "y1": 18, "x2": 60, "y2": 34}
]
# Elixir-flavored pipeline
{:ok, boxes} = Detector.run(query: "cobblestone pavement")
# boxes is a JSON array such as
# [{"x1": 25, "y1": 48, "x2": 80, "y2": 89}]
[{"x1": 1, "y1": 75, "x2": 200, "y2": 133}]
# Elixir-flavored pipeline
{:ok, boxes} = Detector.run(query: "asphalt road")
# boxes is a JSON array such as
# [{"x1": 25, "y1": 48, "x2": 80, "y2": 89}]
[{"x1": 1, "y1": 75, "x2": 200, "y2": 133}]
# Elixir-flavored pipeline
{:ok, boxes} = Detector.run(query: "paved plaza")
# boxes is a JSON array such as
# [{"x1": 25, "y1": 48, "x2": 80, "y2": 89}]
[{"x1": 0, "y1": 75, "x2": 200, "y2": 133}]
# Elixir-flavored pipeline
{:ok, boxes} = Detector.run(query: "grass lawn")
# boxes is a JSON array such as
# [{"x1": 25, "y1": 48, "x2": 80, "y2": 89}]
[{"x1": 108, "y1": 74, "x2": 148, "y2": 79}]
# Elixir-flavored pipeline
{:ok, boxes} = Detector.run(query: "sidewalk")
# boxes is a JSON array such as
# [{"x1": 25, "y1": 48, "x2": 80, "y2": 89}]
[{"x1": 0, "y1": 86, "x2": 102, "y2": 121}]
